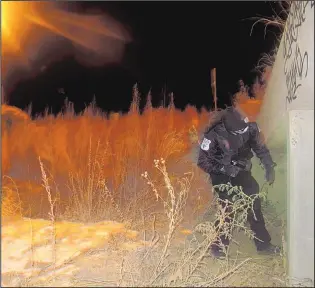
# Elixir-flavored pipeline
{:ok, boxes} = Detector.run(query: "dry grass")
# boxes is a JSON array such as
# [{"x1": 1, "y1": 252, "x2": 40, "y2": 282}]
[
  {"x1": 249, "y1": 1, "x2": 290, "y2": 39},
  {"x1": 142, "y1": 158, "x2": 191, "y2": 282},
  {"x1": 1, "y1": 176, "x2": 23, "y2": 219},
  {"x1": 39, "y1": 157, "x2": 57, "y2": 272},
  {"x1": 2, "y1": 86, "x2": 207, "y2": 182},
  {"x1": 119, "y1": 162, "x2": 287, "y2": 287},
  {"x1": 1, "y1": 66, "x2": 287, "y2": 286},
  {"x1": 1, "y1": 86, "x2": 211, "y2": 223},
  {"x1": 250, "y1": 1, "x2": 291, "y2": 75}
]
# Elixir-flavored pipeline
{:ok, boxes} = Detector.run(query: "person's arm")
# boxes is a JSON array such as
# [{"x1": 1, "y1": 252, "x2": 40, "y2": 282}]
[{"x1": 249, "y1": 122, "x2": 276, "y2": 184}]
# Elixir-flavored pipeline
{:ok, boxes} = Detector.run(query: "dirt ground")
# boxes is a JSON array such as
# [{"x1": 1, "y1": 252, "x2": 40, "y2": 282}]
[
  {"x1": 1, "y1": 210, "x2": 286, "y2": 287},
  {"x1": 1, "y1": 177, "x2": 286, "y2": 288}
]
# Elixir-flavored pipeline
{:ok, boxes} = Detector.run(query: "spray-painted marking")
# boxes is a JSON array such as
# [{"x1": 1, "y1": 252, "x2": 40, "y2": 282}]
[{"x1": 283, "y1": 1, "x2": 312, "y2": 104}]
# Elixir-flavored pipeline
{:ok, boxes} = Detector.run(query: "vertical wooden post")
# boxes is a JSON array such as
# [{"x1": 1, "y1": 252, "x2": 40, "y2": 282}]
[
  {"x1": 164, "y1": 84, "x2": 166, "y2": 108},
  {"x1": 1, "y1": 85, "x2": 6, "y2": 104},
  {"x1": 211, "y1": 68, "x2": 217, "y2": 111}
]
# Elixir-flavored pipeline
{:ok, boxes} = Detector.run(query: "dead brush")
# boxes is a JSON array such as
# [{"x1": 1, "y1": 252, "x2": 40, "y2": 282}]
[
  {"x1": 124, "y1": 174, "x2": 272, "y2": 287},
  {"x1": 250, "y1": 1, "x2": 291, "y2": 74},
  {"x1": 158, "y1": 131, "x2": 188, "y2": 162},
  {"x1": 63, "y1": 137, "x2": 123, "y2": 223},
  {"x1": 1, "y1": 176, "x2": 23, "y2": 219},
  {"x1": 116, "y1": 169, "x2": 157, "y2": 230},
  {"x1": 148, "y1": 182, "x2": 267, "y2": 287},
  {"x1": 39, "y1": 157, "x2": 57, "y2": 273},
  {"x1": 3, "y1": 90, "x2": 208, "y2": 191},
  {"x1": 249, "y1": 1, "x2": 290, "y2": 38},
  {"x1": 118, "y1": 158, "x2": 191, "y2": 286},
  {"x1": 143, "y1": 158, "x2": 191, "y2": 276}
]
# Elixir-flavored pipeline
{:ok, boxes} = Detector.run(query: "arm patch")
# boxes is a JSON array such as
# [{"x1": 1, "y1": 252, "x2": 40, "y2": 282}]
[{"x1": 200, "y1": 138, "x2": 211, "y2": 151}]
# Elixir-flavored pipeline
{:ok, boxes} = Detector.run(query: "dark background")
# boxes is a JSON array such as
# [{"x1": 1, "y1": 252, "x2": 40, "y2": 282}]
[{"x1": 6, "y1": 1, "x2": 282, "y2": 116}]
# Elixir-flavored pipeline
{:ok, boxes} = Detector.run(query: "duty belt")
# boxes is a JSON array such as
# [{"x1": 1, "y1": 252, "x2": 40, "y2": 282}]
[{"x1": 231, "y1": 159, "x2": 252, "y2": 171}]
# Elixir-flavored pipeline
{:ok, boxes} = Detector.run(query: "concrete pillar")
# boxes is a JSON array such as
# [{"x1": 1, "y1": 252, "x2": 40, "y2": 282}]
[
  {"x1": 288, "y1": 110, "x2": 314, "y2": 286},
  {"x1": 257, "y1": 2, "x2": 314, "y2": 286}
]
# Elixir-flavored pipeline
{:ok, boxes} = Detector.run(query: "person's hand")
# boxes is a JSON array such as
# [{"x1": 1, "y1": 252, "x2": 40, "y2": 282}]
[
  {"x1": 265, "y1": 166, "x2": 275, "y2": 185},
  {"x1": 220, "y1": 165, "x2": 241, "y2": 177}
]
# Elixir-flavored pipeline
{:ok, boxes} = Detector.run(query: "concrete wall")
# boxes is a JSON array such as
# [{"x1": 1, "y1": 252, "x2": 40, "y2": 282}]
[{"x1": 257, "y1": 1, "x2": 314, "y2": 285}]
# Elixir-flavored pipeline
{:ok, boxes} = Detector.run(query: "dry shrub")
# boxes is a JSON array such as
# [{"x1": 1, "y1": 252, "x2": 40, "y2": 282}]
[
  {"x1": 121, "y1": 158, "x2": 191, "y2": 285},
  {"x1": 1, "y1": 104, "x2": 31, "y2": 176},
  {"x1": 1, "y1": 187, "x2": 21, "y2": 218},
  {"x1": 62, "y1": 138, "x2": 124, "y2": 223},
  {"x1": 3, "y1": 86, "x2": 209, "y2": 184},
  {"x1": 235, "y1": 1, "x2": 290, "y2": 122},
  {"x1": 1, "y1": 177, "x2": 23, "y2": 220},
  {"x1": 121, "y1": 160, "x2": 285, "y2": 287},
  {"x1": 1, "y1": 86, "x2": 210, "y2": 223}
]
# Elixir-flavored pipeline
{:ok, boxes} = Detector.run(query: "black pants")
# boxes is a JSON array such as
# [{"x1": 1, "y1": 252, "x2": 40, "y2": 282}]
[{"x1": 210, "y1": 171, "x2": 271, "y2": 251}]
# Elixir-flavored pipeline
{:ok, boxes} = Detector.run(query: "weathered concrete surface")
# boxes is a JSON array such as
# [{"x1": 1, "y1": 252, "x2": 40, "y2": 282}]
[
  {"x1": 257, "y1": 1, "x2": 314, "y2": 285},
  {"x1": 288, "y1": 110, "x2": 314, "y2": 285}
]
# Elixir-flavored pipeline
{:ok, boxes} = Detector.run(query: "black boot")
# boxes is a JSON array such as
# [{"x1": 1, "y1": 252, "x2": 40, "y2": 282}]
[{"x1": 257, "y1": 243, "x2": 281, "y2": 255}]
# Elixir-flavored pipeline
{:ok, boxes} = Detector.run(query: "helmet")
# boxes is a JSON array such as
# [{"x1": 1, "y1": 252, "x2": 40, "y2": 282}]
[{"x1": 223, "y1": 107, "x2": 249, "y2": 135}]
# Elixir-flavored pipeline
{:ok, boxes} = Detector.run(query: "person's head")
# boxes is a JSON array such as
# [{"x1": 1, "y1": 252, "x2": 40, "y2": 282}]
[{"x1": 223, "y1": 106, "x2": 249, "y2": 135}]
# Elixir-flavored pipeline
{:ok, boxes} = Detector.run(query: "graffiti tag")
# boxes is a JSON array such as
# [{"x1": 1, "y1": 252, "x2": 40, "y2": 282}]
[
  {"x1": 285, "y1": 46, "x2": 309, "y2": 104},
  {"x1": 283, "y1": 1, "x2": 313, "y2": 104}
]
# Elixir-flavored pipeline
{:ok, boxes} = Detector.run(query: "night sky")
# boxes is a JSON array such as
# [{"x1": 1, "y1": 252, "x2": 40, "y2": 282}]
[{"x1": 7, "y1": 1, "x2": 281, "y2": 116}]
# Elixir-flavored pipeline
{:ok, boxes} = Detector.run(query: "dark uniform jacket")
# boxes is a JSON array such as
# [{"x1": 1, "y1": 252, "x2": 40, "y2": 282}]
[{"x1": 197, "y1": 120, "x2": 275, "y2": 176}]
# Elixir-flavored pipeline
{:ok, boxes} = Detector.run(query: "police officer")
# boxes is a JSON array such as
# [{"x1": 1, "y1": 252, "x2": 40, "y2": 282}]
[{"x1": 197, "y1": 106, "x2": 280, "y2": 258}]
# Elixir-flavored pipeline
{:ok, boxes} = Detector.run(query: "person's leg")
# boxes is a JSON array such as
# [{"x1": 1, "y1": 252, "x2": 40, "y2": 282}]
[
  {"x1": 232, "y1": 171, "x2": 272, "y2": 250},
  {"x1": 210, "y1": 173, "x2": 234, "y2": 256}
]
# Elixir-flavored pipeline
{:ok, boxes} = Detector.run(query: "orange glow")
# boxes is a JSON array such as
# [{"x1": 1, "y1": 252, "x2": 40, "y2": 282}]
[
  {"x1": 1, "y1": 1, "x2": 27, "y2": 55},
  {"x1": 1, "y1": 101, "x2": 209, "y2": 183},
  {"x1": 234, "y1": 69, "x2": 271, "y2": 122},
  {"x1": 1, "y1": 1, "x2": 129, "y2": 55},
  {"x1": 1, "y1": 1, "x2": 130, "y2": 89},
  {"x1": 238, "y1": 99, "x2": 263, "y2": 122},
  {"x1": 1, "y1": 101, "x2": 212, "y2": 224}
]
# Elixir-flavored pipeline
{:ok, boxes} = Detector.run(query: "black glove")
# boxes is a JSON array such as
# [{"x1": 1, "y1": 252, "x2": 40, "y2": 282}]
[
  {"x1": 265, "y1": 165, "x2": 275, "y2": 185},
  {"x1": 219, "y1": 165, "x2": 241, "y2": 177}
]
